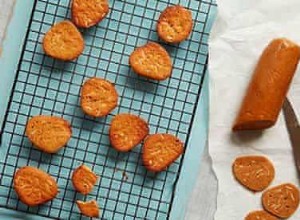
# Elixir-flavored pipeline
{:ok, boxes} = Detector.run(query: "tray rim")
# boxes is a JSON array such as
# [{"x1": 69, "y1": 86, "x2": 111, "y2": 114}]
[{"x1": 0, "y1": 0, "x2": 212, "y2": 219}]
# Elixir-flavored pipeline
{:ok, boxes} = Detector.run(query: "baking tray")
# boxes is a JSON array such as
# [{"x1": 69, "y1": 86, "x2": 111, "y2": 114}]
[{"x1": 0, "y1": 0, "x2": 217, "y2": 219}]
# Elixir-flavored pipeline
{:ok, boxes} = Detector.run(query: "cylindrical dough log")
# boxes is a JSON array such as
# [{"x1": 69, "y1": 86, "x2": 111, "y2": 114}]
[{"x1": 233, "y1": 38, "x2": 300, "y2": 131}]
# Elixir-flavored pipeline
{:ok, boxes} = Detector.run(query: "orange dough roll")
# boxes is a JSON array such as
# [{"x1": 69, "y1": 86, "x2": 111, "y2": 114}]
[{"x1": 233, "y1": 38, "x2": 300, "y2": 131}]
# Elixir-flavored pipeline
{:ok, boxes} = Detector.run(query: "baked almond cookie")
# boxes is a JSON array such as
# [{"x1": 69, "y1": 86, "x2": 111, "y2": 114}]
[
  {"x1": 26, "y1": 115, "x2": 72, "y2": 154},
  {"x1": 143, "y1": 134, "x2": 183, "y2": 172},
  {"x1": 245, "y1": 210, "x2": 278, "y2": 220},
  {"x1": 43, "y1": 20, "x2": 84, "y2": 61},
  {"x1": 14, "y1": 166, "x2": 58, "y2": 206},
  {"x1": 72, "y1": 0, "x2": 109, "y2": 28},
  {"x1": 81, "y1": 77, "x2": 118, "y2": 117},
  {"x1": 129, "y1": 42, "x2": 172, "y2": 80},
  {"x1": 109, "y1": 113, "x2": 149, "y2": 152},
  {"x1": 233, "y1": 155, "x2": 275, "y2": 191},
  {"x1": 77, "y1": 200, "x2": 99, "y2": 218},
  {"x1": 72, "y1": 165, "x2": 98, "y2": 195},
  {"x1": 262, "y1": 183, "x2": 300, "y2": 218},
  {"x1": 157, "y1": 5, "x2": 193, "y2": 43}
]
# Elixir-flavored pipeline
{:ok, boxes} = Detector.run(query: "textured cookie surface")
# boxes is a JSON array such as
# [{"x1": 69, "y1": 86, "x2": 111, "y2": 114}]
[
  {"x1": 157, "y1": 5, "x2": 193, "y2": 43},
  {"x1": 14, "y1": 166, "x2": 58, "y2": 206},
  {"x1": 72, "y1": 0, "x2": 109, "y2": 28},
  {"x1": 110, "y1": 114, "x2": 149, "y2": 152},
  {"x1": 233, "y1": 155, "x2": 275, "y2": 191},
  {"x1": 129, "y1": 42, "x2": 172, "y2": 80},
  {"x1": 72, "y1": 165, "x2": 98, "y2": 195},
  {"x1": 43, "y1": 20, "x2": 84, "y2": 61},
  {"x1": 143, "y1": 134, "x2": 183, "y2": 172},
  {"x1": 77, "y1": 200, "x2": 99, "y2": 218},
  {"x1": 262, "y1": 183, "x2": 300, "y2": 218},
  {"x1": 245, "y1": 210, "x2": 278, "y2": 220},
  {"x1": 81, "y1": 77, "x2": 118, "y2": 117},
  {"x1": 26, "y1": 115, "x2": 72, "y2": 153}
]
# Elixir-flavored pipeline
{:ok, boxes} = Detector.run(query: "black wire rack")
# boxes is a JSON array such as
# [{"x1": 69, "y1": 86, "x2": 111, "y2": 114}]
[{"x1": 0, "y1": 0, "x2": 216, "y2": 219}]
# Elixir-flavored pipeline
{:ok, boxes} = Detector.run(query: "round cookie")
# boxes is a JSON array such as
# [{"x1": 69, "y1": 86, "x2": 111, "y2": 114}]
[
  {"x1": 77, "y1": 200, "x2": 99, "y2": 218},
  {"x1": 143, "y1": 134, "x2": 183, "y2": 172},
  {"x1": 245, "y1": 210, "x2": 278, "y2": 220},
  {"x1": 157, "y1": 5, "x2": 193, "y2": 43},
  {"x1": 109, "y1": 113, "x2": 149, "y2": 152},
  {"x1": 14, "y1": 166, "x2": 58, "y2": 206},
  {"x1": 80, "y1": 77, "x2": 118, "y2": 117},
  {"x1": 26, "y1": 115, "x2": 72, "y2": 154},
  {"x1": 232, "y1": 155, "x2": 275, "y2": 191},
  {"x1": 43, "y1": 20, "x2": 84, "y2": 61},
  {"x1": 262, "y1": 183, "x2": 300, "y2": 218},
  {"x1": 129, "y1": 42, "x2": 172, "y2": 81},
  {"x1": 72, "y1": 165, "x2": 98, "y2": 195},
  {"x1": 72, "y1": 0, "x2": 109, "y2": 28}
]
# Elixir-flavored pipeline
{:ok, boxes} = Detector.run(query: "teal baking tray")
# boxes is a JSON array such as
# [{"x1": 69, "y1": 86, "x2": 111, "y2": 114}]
[{"x1": 0, "y1": 0, "x2": 217, "y2": 219}]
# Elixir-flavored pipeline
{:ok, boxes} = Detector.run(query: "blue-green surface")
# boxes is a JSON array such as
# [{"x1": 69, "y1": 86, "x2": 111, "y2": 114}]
[{"x1": 0, "y1": 0, "x2": 216, "y2": 219}]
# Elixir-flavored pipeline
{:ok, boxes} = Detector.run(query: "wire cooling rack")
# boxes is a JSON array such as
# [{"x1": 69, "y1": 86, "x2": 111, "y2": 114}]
[{"x1": 0, "y1": 0, "x2": 216, "y2": 219}]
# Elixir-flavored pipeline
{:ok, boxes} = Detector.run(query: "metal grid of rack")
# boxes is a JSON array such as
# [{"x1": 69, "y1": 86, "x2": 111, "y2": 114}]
[{"x1": 0, "y1": 0, "x2": 216, "y2": 219}]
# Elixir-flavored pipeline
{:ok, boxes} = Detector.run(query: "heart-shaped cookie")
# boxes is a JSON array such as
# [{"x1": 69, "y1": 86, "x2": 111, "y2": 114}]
[
  {"x1": 109, "y1": 113, "x2": 149, "y2": 152},
  {"x1": 72, "y1": 0, "x2": 109, "y2": 28},
  {"x1": 142, "y1": 134, "x2": 183, "y2": 172},
  {"x1": 262, "y1": 183, "x2": 300, "y2": 218},
  {"x1": 232, "y1": 155, "x2": 275, "y2": 191},
  {"x1": 43, "y1": 20, "x2": 84, "y2": 61}
]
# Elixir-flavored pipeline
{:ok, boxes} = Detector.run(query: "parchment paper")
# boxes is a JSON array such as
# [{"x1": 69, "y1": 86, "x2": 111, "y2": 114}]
[{"x1": 209, "y1": 0, "x2": 300, "y2": 219}]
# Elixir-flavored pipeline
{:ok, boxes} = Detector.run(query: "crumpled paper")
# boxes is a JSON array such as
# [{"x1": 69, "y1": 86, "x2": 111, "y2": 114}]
[{"x1": 209, "y1": 0, "x2": 300, "y2": 219}]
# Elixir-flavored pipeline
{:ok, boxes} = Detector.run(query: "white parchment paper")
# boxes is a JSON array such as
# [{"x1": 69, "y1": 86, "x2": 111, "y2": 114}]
[{"x1": 209, "y1": 0, "x2": 300, "y2": 219}]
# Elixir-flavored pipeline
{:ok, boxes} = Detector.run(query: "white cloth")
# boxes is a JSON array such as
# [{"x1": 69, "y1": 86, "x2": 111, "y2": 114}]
[{"x1": 209, "y1": 0, "x2": 300, "y2": 219}]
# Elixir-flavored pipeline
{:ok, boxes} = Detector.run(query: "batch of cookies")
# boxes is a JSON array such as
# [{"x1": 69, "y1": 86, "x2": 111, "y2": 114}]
[
  {"x1": 233, "y1": 156, "x2": 300, "y2": 220},
  {"x1": 12, "y1": 0, "x2": 195, "y2": 218}
]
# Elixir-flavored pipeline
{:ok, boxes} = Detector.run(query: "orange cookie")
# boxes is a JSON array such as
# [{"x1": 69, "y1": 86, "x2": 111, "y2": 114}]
[
  {"x1": 262, "y1": 183, "x2": 300, "y2": 218},
  {"x1": 14, "y1": 166, "x2": 58, "y2": 206},
  {"x1": 25, "y1": 115, "x2": 72, "y2": 154},
  {"x1": 143, "y1": 134, "x2": 183, "y2": 172},
  {"x1": 80, "y1": 77, "x2": 118, "y2": 117},
  {"x1": 232, "y1": 156, "x2": 275, "y2": 191},
  {"x1": 129, "y1": 42, "x2": 172, "y2": 80},
  {"x1": 77, "y1": 200, "x2": 99, "y2": 218},
  {"x1": 72, "y1": 0, "x2": 109, "y2": 28},
  {"x1": 43, "y1": 20, "x2": 84, "y2": 61},
  {"x1": 72, "y1": 165, "x2": 98, "y2": 195},
  {"x1": 109, "y1": 113, "x2": 149, "y2": 152},
  {"x1": 245, "y1": 210, "x2": 278, "y2": 220},
  {"x1": 157, "y1": 5, "x2": 193, "y2": 43}
]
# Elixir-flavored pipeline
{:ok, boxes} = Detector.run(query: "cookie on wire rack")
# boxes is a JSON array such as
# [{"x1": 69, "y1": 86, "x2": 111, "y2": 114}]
[
  {"x1": 72, "y1": 164, "x2": 98, "y2": 195},
  {"x1": 72, "y1": 0, "x2": 109, "y2": 28},
  {"x1": 157, "y1": 5, "x2": 193, "y2": 43},
  {"x1": 143, "y1": 134, "x2": 183, "y2": 172},
  {"x1": 43, "y1": 20, "x2": 84, "y2": 61},
  {"x1": 80, "y1": 77, "x2": 118, "y2": 117},
  {"x1": 14, "y1": 166, "x2": 58, "y2": 206},
  {"x1": 77, "y1": 200, "x2": 100, "y2": 218},
  {"x1": 25, "y1": 115, "x2": 72, "y2": 154},
  {"x1": 129, "y1": 42, "x2": 172, "y2": 81},
  {"x1": 109, "y1": 113, "x2": 149, "y2": 152}
]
